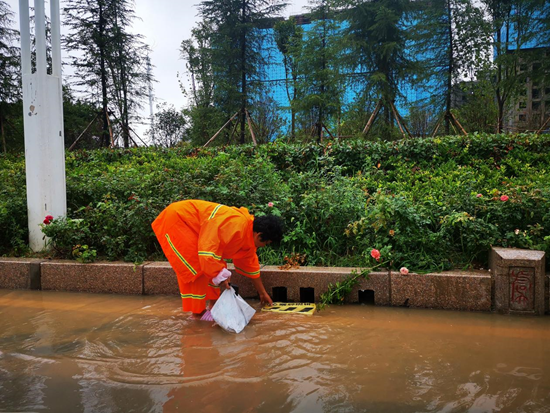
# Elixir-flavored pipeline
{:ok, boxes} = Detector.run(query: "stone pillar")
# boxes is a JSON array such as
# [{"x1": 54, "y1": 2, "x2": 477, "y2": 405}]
[
  {"x1": 19, "y1": 0, "x2": 67, "y2": 251},
  {"x1": 490, "y1": 247, "x2": 546, "y2": 315}
]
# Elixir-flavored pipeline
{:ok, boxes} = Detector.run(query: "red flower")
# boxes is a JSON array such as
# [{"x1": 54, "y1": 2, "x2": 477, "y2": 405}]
[
  {"x1": 500, "y1": 195, "x2": 509, "y2": 202},
  {"x1": 43, "y1": 215, "x2": 54, "y2": 225},
  {"x1": 370, "y1": 248, "x2": 381, "y2": 261}
]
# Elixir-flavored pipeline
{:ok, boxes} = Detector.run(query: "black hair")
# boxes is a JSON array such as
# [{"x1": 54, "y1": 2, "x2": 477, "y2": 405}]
[{"x1": 253, "y1": 215, "x2": 285, "y2": 244}]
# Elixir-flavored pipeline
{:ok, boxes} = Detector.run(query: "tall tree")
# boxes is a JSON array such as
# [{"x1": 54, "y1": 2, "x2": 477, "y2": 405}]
[
  {"x1": 180, "y1": 21, "x2": 224, "y2": 145},
  {"x1": 479, "y1": 0, "x2": 548, "y2": 132},
  {"x1": 0, "y1": 0, "x2": 20, "y2": 153},
  {"x1": 147, "y1": 102, "x2": 187, "y2": 148},
  {"x1": 63, "y1": 0, "x2": 152, "y2": 148},
  {"x1": 273, "y1": 17, "x2": 304, "y2": 140},
  {"x1": 298, "y1": 0, "x2": 345, "y2": 141},
  {"x1": 410, "y1": 0, "x2": 488, "y2": 134},
  {"x1": 340, "y1": 0, "x2": 414, "y2": 137},
  {"x1": 195, "y1": 0, "x2": 286, "y2": 144}
]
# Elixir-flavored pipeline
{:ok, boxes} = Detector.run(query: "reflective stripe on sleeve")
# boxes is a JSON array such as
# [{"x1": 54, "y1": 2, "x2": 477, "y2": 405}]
[
  {"x1": 234, "y1": 266, "x2": 260, "y2": 276},
  {"x1": 208, "y1": 204, "x2": 223, "y2": 220},
  {"x1": 198, "y1": 251, "x2": 222, "y2": 260},
  {"x1": 165, "y1": 233, "x2": 197, "y2": 275}
]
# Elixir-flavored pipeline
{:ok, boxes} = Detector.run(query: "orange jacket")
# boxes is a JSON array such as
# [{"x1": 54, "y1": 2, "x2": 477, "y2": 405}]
[{"x1": 152, "y1": 200, "x2": 260, "y2": 282}]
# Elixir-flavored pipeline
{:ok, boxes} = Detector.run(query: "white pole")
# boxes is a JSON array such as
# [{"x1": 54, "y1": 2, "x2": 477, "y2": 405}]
[
  {"x1": 35, "y1": 0, "x2": 46, "y2": 75},
  {"x1": 18, "y1": 0, "x2": 30, "y2": 75},
  {"x1": 50, "y1": 0, "x2": 62, "y2": 77},
  {"x1": 20, "y1": 0, "x2": 67, "y2": 251}
]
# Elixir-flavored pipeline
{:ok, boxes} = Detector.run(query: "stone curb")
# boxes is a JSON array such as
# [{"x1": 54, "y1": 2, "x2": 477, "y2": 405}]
[{"x1": 0, "y1": 258, "x2": 507, "y2": 313}]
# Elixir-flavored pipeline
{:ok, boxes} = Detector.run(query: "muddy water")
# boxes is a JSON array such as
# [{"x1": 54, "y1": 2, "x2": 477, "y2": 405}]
[{"x1": 1, "y1": 290, "x2": 549, "y2": 413}]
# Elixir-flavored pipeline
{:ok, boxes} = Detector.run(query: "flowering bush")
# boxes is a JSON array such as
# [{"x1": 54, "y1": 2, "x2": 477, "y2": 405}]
[{"x1": 0, "y1": 133, "x2": 549, "y2": 271}]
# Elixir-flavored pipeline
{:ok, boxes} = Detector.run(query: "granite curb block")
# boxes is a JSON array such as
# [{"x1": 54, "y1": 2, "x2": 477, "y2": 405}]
[
  {"x1": 143, "y1": 261, "x2": 179, "y2": 295},
  {"x1": 0, "y1": 258, "x2": 45, "y2": 290},
  {"x1": 231, "y1": 266, "x2": 390, "y2": 304},
  {"x1": 41, "y1": 260, "x2": 144, "y2": 295},
  {"x1": 0, "y1": 256, "x2": 548, "y2": 314},
  {"x1": 390, "y1": 270, "x2": 492, "y2": 311},
  {"x1": 490, "y1": 247, "x2": 546, "y2": 315}
]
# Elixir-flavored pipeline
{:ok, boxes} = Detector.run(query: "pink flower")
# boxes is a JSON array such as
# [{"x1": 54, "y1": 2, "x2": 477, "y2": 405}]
[
  {"x1": 267, "y1": 202, "x2": 274, "y2": 208},
  {"x1": 476, "y1": 193, "x2": 482, "y2": 198},
  {"x1": 400, "y1": 267, "x2": 409, "y2": 275},
  {"x1": 370, "y1": 248, "x2": 381, "y2": 261},
  {"x1": 500, "y1": 195, "x2": 509, "y2": 202},
  {"x1": 43, "y1": 215, "x2": 54, "y2": 225}
]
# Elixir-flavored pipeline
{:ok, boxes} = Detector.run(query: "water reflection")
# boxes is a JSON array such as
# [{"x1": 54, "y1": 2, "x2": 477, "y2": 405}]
[{"x1": 1, "y1": 289, "x2": 550, "y2": 412}]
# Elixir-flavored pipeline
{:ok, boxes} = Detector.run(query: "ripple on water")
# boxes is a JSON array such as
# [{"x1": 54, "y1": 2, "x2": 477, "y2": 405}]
[{"x1": 2, "y1": 291, "x2": 550, "y2": 413}]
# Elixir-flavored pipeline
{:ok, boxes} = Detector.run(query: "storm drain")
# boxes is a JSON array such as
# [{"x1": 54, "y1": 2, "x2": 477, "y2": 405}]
[
  {"x1": 272, "y1": 286, "x2": 287, "y2": 302},
  {"x1": 300, "y1": 287, "x2": 315, "y2": 303},
  {"x1": 358, "y1": 289, "x2": 375, "y2": 305}
]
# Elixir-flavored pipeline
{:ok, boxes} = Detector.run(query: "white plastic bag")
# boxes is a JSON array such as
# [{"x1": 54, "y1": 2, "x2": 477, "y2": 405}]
[{"x1": 210, "y1": 286, "x2": 256, "y2": 333}]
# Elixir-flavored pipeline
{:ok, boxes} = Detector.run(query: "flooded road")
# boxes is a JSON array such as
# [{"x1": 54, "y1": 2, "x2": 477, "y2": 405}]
[{"x1": 1, "y1": 289, "x2": 549, "y2": 413}]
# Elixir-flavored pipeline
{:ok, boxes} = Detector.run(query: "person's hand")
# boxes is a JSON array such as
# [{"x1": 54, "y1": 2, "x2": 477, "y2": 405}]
[
  {"x1": 259, "y1": 291, "x2": 273, "y2": 307},
  {"x1": 219, "y1": 278, "x2": 231, "y2": 291}
]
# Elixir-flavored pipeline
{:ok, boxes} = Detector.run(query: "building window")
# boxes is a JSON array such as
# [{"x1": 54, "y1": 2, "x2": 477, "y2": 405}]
[
  {"x1": 532, "y1": 101, "x2": 541, "y2": 111},
  {"x1": 532, "y1": 88, "x2": 540, "y2": 100},
  {"x1": 519, "y1": 101, "x2": 527, "y2": 109},
  {"x1": 519, "y1": 114, "x2": 527, "y2": 122}
]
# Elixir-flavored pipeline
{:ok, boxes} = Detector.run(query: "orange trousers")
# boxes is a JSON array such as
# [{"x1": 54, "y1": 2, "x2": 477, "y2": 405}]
[{"x1": 153, "y1": 211, "x2": 221, "y2": 314}]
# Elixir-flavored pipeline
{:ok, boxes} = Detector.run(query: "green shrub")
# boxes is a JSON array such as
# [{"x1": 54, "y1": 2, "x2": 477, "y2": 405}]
[{"x1": 1, "y1": 134, "x2": 549, "y2": 272}]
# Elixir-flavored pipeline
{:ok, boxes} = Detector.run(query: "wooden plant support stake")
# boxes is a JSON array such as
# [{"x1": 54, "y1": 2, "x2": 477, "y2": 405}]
[
  {"x1": 245, "y1": 109, "x2": 258, "y2": 146},
  {"x1": 203, "y1": 111, "x2": 240, "y2": 147},
  {"x1": 363, "y1": 100, "x2": 382, "y2": 135},
  {"x1": 106, "y1": 110, "x2": 115, "y2": 148},
  {"x1": 69, "y1": 113, "x2": 100, "y2": 151},
  {"x1": 390, "y1": 101, "x2": 413, "y2": 138},
  {"x1": 431, "y1": 116, "x2": 443, "y2": 137},
  {"x1": 536, "y1": 116, "x2": 550, "y2": 134},
  {"x1": 390, "y1": 101, "x2": 407, "y2": 139},
  {"x1": 322, "y1": 123, "x2": 335, "y2": 140},
  {"x1": 450, "y1": 111, "x2": 467, "y2": 136},
  {"x1": 228, "y1": 116, "x2": 239, "y2": 143}
]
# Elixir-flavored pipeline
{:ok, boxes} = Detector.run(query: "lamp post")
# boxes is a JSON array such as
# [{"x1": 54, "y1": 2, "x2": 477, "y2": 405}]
[{"x1": 19, "y1": 0, "x2": 66, "y2": 251}]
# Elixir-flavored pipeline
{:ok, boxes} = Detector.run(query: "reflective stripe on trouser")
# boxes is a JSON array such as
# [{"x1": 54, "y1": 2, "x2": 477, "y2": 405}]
[
  {"x1": 152, "y1": 208, "x2": 221, "y2": 313},
  {"x1": 180, "y1": 275, "x2": 221, "y2": 314}
]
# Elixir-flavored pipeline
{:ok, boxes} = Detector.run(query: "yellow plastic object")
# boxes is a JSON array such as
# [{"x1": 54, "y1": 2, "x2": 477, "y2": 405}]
[{"x1": 261, "y1": 302, "x2": 316, "y2": 316}]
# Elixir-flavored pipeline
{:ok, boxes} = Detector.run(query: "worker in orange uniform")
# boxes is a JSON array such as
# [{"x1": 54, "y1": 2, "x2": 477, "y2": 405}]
[{"x1": 152, "y1": 199, "x2": 284, "y2": 320}]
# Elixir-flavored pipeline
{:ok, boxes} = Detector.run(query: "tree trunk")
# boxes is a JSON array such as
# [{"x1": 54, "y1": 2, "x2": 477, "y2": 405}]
[
  {"x1": 99, "y1": 3, "x2": 110, "y2": 147},
  {"x1": 1, "y1": 109, "x2": 6, "y2": 154},
  {"x1": 239, "y1": 0, "x2": 247, "y2": 144},
  {"x1": 445, "y1": 0, "x2": 453, "y2": 135}
]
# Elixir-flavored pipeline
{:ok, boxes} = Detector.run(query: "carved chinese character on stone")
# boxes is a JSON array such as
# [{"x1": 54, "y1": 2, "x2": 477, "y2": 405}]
[{"x1": 509, "y1": 267, "x2": 534, "y2": 312}]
